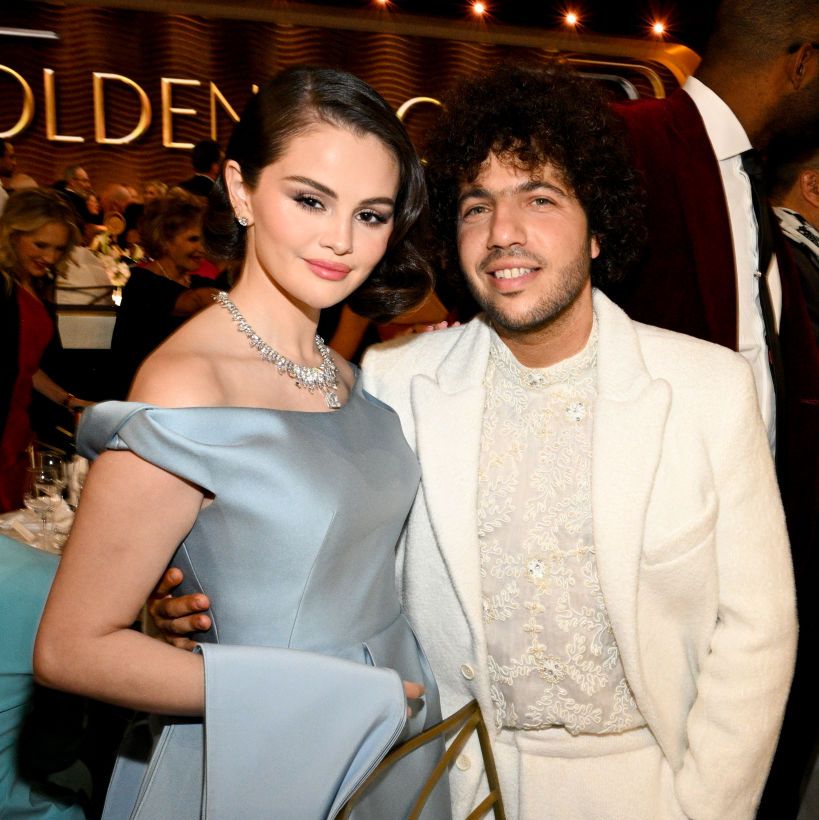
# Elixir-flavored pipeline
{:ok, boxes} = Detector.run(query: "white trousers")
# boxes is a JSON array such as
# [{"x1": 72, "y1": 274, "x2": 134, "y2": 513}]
[{"x1": 492, "y1": 726, "x2": 687, "y2": 820}]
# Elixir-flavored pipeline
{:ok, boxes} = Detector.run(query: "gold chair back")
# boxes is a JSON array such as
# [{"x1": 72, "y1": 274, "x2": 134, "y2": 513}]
[{"x1": 337, "y1": 698, "x2": 505, "y2": 820}]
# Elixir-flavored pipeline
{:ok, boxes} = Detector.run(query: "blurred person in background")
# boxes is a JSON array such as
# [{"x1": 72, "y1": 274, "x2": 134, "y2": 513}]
[
  {"x1": 111, "y1": 192, "x2": 218, "y2": 398},
  {"x1": 178, "y1": 139, "x2": 222, "y2": 198},
  {"x1": 8, "y1": 174, "x2": 39, "y2": 192},
  {"x1": 85, "y1": 192, "x2": 101, "y2": 222},
  {"x1": 769, "y1": 142, "x2": 819, "y2": 344},
  {"x1": 0, "y1": 189, "x2": 91, "y2": 512},
  {"x1": 0, "y1": 138, "x2": 17, "y2": 216},
  {"x1": 53, "y1": 166, "x2": 95, "y2": 234},
  {"x1": 142, "y1": 180, "x2": 167, "y2": 204},
  {"x1": 99, "y1": 183, "x2": 133, "y2": 218}
]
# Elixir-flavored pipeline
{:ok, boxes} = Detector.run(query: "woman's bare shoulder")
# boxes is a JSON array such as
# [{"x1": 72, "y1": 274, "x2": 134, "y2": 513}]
[{"x1": 128, "y1": 308, "x2": 230, "y2": 407}]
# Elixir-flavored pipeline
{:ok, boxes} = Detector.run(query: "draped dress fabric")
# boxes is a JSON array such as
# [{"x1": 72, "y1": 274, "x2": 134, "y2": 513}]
[
  {"x1": 77, "y1": 377, "x2": 450, "y2": 820},
  {"x1": 0, "y1": 285, "x2": 53, "y2": 512}
]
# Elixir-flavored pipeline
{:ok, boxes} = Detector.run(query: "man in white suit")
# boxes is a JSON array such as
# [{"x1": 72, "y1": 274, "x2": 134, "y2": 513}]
[
  {"x1": 361, "y1": 64, "x2": 796, "y2": 820},
  {"x1": 154, "y1": 64, "x2": 796, "y2": 820}
]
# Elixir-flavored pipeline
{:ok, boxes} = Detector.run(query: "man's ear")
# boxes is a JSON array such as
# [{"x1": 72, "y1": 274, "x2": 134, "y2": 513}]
[
  {"x1": 800, "y1": 169, "x2": 819, "y2": 209},
  {"x1": 224, "y1": 160, "x2": 253, "y2": 226},
  {"x1": 788, "y1": 43, "x2": 815, "y2": 90},
  {"x1": 590, "y1": 235, "x2": 600, "y2": 259}
]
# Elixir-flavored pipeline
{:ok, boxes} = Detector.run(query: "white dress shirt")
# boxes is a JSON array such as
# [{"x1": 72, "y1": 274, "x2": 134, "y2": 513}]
[
  {"x1": 478, "y1": 319, "x2": 644, "y2": 735},
  {"x1": 683, "y1": 76, "x2": 780, "y2": 452}
]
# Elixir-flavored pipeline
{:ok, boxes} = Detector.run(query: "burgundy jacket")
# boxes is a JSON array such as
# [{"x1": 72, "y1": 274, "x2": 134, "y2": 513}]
[{"x1": 609, "y1": 89, "x2": 818, "y2": 600}]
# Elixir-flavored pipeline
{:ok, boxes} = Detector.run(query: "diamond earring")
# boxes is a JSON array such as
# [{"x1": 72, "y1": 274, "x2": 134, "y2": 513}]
[{"x1": 237, "y1": 215, "x2": 249, "y2": 227}]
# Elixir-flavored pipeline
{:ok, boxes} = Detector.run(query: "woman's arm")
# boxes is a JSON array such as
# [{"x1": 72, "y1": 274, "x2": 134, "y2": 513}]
[
  {"x1": 34, "y1": 447, "x2": 207, "y2": 716},
  {"x1": 172, "y1": 286, "x2": 220, "y2": 317},
  {"x1": 32, "y1": 369, "x2": 91, "y2": 411}
]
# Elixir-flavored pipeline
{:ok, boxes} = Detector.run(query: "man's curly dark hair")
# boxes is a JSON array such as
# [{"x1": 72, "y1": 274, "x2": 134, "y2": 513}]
[{"x1": 424, "y1": 61, "x2": 645, "y2": 293}]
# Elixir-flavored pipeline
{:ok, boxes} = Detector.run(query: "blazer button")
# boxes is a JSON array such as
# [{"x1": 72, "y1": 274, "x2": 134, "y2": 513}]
[
  {"x1": 460, "y1": 664, "x2": 475, "y2": 680},
  {"x1": 456, "y1": 754, "x2": 471, "y2": 771}
]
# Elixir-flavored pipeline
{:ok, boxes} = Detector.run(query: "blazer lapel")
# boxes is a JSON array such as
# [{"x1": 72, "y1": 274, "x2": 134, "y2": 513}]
[
  {"x1": 591, "y1": 292, "x2": 671, "y2": 728},
  {"x1": 411, "y1": 318, "x2": 492, "y2": 640}
]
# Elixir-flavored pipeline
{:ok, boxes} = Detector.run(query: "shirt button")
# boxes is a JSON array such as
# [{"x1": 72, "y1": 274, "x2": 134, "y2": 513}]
[
  {"x1": 460, "y1": 664, "x2": 475, "y2": 680},
  {"x1": 456, "y1": 754, "x2": 471, "y2": 771}
]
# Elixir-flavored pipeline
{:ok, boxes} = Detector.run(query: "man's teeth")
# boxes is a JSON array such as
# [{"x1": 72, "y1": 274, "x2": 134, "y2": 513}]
[{"x1": 493, "y1": 267, "x2": 534, "y2": 280}]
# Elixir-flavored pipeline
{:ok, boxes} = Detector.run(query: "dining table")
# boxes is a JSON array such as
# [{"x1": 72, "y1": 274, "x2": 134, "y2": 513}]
[{"x1": 0, "y1": 531, "x2": 86, "y2": 818}]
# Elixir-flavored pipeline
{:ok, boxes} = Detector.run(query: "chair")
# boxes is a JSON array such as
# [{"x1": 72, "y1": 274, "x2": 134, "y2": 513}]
[{"x1": 337, "y1": 698, "x2": 506, "y2": 820}]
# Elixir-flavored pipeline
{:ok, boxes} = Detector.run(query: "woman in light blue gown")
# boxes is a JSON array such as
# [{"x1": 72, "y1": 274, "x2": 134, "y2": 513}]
[{"x1": 33, "y1": 67, "x2": 450, "y2": 820}]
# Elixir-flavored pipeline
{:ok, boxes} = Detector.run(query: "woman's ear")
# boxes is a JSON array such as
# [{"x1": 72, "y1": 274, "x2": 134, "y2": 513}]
[{"x1": 224, "y1": 160, "x2": 253, "y2": 226}]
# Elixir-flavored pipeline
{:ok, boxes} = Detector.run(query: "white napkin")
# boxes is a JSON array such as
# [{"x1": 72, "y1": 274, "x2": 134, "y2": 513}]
[
  {"x1": 67, "y1": 456, "x2": 90, "y2": 509},
  {"x1": 0, "y1": 501, "x2": 74, "y2": 547}
]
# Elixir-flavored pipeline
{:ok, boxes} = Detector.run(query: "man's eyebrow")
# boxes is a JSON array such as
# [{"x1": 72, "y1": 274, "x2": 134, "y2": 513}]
[
  {"x1": 458, "y1": 179, "x2": 570, "y2": 207},
  {"x1": 520, "y1": 179, "x2": 569, "y2": 197},
  {"x1": 457, "y1": 185, "x2": 491, "y2": 207}
]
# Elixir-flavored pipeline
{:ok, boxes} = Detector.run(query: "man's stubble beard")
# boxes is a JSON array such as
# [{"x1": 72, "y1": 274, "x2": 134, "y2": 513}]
[
  {"x1": 464, "y1": 246, "x2": 591, "y2": 336},
  {"x1": 770, "y1": 78, "x2": 819, "y2": 150}
]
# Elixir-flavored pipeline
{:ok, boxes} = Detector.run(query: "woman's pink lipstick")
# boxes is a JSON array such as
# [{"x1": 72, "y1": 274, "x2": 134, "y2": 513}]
[{"x1": 305, "y1": 258, "x2": 352, "y2": 281}]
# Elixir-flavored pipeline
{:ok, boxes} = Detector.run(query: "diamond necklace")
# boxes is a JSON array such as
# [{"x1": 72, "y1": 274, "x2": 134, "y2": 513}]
[{"x1": 214, "y1": 290, "x2": 341, "y2": 409}]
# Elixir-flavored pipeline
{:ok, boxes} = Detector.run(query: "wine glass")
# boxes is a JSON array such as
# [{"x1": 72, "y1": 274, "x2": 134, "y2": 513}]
[
  {"x1": 22, "y1": 467, "x2": 62, "y2": 551},
  {"x1": 38, "y1": 452, "x2": 67, "y2": 495}
]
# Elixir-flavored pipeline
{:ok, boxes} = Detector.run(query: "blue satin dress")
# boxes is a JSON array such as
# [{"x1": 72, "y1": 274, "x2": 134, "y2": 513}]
[{"x1": 78, "y1": 375, "x2": 450, "y2": 820}]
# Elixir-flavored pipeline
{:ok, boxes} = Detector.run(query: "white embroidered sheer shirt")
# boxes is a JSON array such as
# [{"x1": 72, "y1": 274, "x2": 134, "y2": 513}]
[{"x1": 479, "y1": 318, "x2": 645, "y2": 735}]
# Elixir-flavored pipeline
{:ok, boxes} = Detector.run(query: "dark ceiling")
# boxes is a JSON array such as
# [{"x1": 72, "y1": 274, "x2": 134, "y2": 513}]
[{"x1": 295, "y1": 0, "x2": 719, "y2": 51}]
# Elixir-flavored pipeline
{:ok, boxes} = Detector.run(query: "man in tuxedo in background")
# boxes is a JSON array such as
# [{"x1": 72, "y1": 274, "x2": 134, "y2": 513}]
[
  {"x1": 53, "y1": 165, "x2": 94, "y2": 232},
  {"x1": 178, "y1": 139, "x2": 222, "y2": 198},
  {"x1": 608, "y1": 3, "x2": 819, "y2": 814},
  {"x1": 769, "y1": 143, "x2": 819, "y2": 344}
]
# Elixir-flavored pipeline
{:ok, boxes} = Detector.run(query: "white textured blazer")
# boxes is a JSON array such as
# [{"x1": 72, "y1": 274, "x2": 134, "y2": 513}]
[{"x1": 362, "y1": 290, "x2": 797, "y2": 820}]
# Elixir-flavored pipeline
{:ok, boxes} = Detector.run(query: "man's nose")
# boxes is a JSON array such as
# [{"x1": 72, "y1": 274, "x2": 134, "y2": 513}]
[{"x1": 487, "y1": 201, "x2": 526, "y2": 248}]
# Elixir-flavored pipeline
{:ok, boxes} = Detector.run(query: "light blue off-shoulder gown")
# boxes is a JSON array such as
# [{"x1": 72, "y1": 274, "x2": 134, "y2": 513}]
[{"x1": 77, "y1": 375, "x2": 450, "y2": 820}]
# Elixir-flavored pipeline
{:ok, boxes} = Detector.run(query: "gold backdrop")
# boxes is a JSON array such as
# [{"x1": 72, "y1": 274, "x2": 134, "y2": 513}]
[{"x1": 1, "y1": 2, "x2": 682, "y2": 192}]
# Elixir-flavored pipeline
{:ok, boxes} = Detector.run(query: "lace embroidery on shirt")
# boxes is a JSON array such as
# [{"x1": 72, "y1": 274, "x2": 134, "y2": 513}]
[{"x1": 479, "y1": 317, "x2": 644, "y2": 735}]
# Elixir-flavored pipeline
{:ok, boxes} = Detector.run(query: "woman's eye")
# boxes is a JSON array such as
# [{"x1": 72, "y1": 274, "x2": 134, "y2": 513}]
[
  {"x1": 294, "y1": 194, "x2": 324, "y2": 211},
  {"x1": 357, "y1": 210, "x2": 389, "y2": 225}
]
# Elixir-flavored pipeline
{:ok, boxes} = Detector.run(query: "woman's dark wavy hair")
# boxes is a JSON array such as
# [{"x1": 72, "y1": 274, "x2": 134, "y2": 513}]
[
  {"x1": 205, "y1": 66, "x2": 432, "y2": 322},
  {"x1": 424, "y1": 61, "x2": 645, "y2": 293}
]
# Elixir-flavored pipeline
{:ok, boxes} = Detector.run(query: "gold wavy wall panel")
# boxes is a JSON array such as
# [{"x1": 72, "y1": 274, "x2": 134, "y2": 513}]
[{"x1": 0, "y1": 4, "x2": 675, "y2": 193}]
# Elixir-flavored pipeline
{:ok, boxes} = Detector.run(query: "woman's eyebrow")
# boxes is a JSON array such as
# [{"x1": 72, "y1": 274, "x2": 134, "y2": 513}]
[
  {"x1": 285, "y1": 176, "x2": 394, "y2": 208},
  {"x1": 284, "y1": 175, "x2": 336, "y2": 198}
]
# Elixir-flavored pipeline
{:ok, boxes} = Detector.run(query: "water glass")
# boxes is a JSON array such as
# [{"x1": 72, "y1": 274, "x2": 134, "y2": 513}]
[
  {"x1": 22, "y1": 467, "x2": 62, "y2": 550},
  {"x1": 38, "y1": 452, "x2": 67, "y2": 494}
]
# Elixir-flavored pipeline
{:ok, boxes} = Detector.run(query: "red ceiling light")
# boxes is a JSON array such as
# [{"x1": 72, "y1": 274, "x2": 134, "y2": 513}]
[
  {"x1": 651, "y1": 20, "x2": 666, "y2": 36},
  {"x1": 472, "y1": 1, "x2": 487, "y2": 16},
  {"x1": 564, "y1": 11, "x2": 579, "y2": 26}
]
